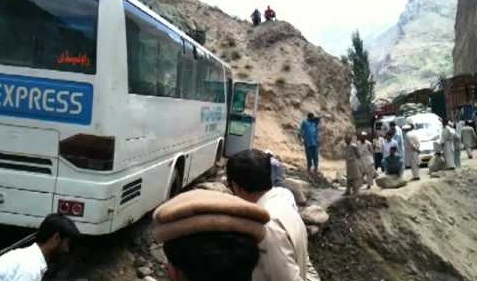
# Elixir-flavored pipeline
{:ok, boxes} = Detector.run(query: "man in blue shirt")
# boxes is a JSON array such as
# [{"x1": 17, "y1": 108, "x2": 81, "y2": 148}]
[{"x1": 300, "y1": 113, "x2": 320, "y2": 175}]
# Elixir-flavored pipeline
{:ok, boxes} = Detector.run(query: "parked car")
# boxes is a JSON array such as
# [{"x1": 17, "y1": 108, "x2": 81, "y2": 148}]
[{"x1": 405, "y1": 113, "x2": 442, "y2": 164}]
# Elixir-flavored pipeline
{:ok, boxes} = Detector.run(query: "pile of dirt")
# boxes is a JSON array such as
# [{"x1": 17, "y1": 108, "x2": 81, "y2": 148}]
[
  {"x1": 310, "y1": 168, "x2": 477, "y2": 281},
  {"x1": 150, "y1": 0, "x2": 354, "y2": 167}
]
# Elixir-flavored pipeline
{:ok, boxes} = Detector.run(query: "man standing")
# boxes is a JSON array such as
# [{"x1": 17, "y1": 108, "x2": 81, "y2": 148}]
[
  {"x1": 227, "y1": 149, "x2": 321, "y2": 281},
  {"x1": 344, "y1": 135, "x2": 362, "y2": 196},
  {"x1": 440, "y1": 120, "x2": 456, "y2": 170},
  {"x1": 357, "y1": 132, "x2": 374, "y2": 189},
  {"x1": 389, "y1": 121, "x2": 405, "y2": 169},
  {"x1": 153, "y1": 189, "x2": 269, "y2": 281},
  {"x1": 372, "y1": 133, "x2": 384, "y2": 171},
  {"x1": 251, "y1": 9, "x2": 261, "y2": 26},
  {"x1": 0, "y1": 214, "x2": 79, "y2": 281},
  {"x1": 382, "y1": 131, "x2": 399, "y2": 159},
  {"x1": 461, "y1": 120, "x2": 477, "y2": 159},
  {"x1": 403, "y1": 123, "x2": 420, "y2": 180},
  {"x1": 300, "y1": 113, "x2": 320, "y2": 176}
]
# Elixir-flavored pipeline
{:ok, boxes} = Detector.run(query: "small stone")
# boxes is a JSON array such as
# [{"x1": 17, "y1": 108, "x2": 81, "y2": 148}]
[
  {"x1": 143, "y1": 277, "x2": 158, "y2": 281},
  {"x1": 137, "y1": 267, "x2": 153, "y2": 279},
  {"x1": 150, "y1": 244, "x2": 167, "y2": 265},
  {"x1": 283, "y1": 178, "x2": 310, "y2": 206},
  {"x1": 134, "y1": 256, "x2": 147, "y2": 268},
  {"x1": 300, "y1": 205, "x2": 329, "y2": 226},
  {"x1": 306, "y1": 225, "x2": 320, "y2": 236}
]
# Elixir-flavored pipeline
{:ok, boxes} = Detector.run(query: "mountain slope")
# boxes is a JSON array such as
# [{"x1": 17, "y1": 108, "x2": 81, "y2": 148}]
[
  {"x1": 369, "y1": 0, "x2": 457, "y2": 99},
  {"x1": 140, "y1": 0, "x2": 354, "y2": 165},
  {"x1": 453, "y1": 0, "x2": 477, "y2": 76}
]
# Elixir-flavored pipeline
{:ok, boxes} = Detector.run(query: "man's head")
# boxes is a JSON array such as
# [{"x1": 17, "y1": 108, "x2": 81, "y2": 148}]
[
  {"x1": 390, "y1": 146, "x2": 398, "y2": 156},
  {"x1": 389, "y1": 121, "x2": 396, "y2": 128},
  {"x1": 153, "y1": 189, "x2": 269, "y2": 281},
  {"x1": 358, "y1": 132, "x2": 367, "y2": 142},
  {"x1": 307, "y1": 113, "x2": 314, "y2": 120},
  {"x1": 385, "y1": 131, "x2": 393, "y2": 141},
  {"x1": 345, "y1": 134, "x2": 352, "y2": 145},
  {"x1": 163, "y1": 232, "x2": 259, "y2": 281},
  {"x1": 35, "y1": 213, "x2": 80, "y2": 259},
  {"x1": 226, "y1": 149, "x2": 272, "y2": 200}
]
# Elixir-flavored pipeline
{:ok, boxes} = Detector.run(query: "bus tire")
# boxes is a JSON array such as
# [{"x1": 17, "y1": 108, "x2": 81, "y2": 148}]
[{"x1": 168, "y1": 168, "x2": 182, "y2": 199}]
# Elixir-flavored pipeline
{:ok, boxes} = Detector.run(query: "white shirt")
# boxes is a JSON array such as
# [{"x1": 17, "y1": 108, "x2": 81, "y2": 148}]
[
  {"x1": 382, "y1": 139, "x2": 399, "y2": 158},
  {"x1": 0, "y1": 243, "x2": 47, "y2": 281},
  {"x1": 253, "y1": 187, "x2": 320, "y2": 281}
]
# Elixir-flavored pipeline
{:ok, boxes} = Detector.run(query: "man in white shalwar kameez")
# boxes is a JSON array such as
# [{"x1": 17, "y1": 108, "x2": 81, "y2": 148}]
[
  {"x1": 357, "y1": 132, "x2": 374, "y2": 189},
  {"x1": 440, "y1": 120, "x2": 456, "y2": 169},
  {"x1": 227, "y1": 149, "x2": 321, "y2": 281},
  {"x1": 403, "y1": 124, "x2": 421, "y2": 180}
]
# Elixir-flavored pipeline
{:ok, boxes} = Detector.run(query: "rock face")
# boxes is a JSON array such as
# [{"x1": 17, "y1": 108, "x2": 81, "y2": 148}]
[
  {"x1": 141, "y1": 0, "x2": 354, "y2": 164},
  {"x1": 369, "y1": 0, "x2": 457, "y2": 98},
  {"x1": 453, "y1": 0, "x2": 477, "y2": 75}
]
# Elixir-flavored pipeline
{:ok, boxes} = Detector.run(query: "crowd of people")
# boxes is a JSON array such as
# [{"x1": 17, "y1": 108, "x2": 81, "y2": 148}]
[
  {"x1": 251, "y1": 6, "x2": 276, "y2": 26},
  {"x1": 344, "y1": 117, "x2": 477, "y2": 195}
]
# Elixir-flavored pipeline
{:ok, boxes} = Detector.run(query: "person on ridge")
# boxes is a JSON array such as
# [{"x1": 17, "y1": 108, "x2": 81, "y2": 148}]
[
  {"x1": 382, "y1": 146, "x2": 403, "y2": 177},
  {"x1": 344, "y1": 134, "x2": 362, "y2": 196},
  {"x1": 264, "y1": 5, "x2": 276, "y2": 21},
  {"x1": 403, "y1": 123, "x2": 420, "y2": 180},
  {"x1": 251, "y1": 9, "x2": 262, "y2": 26}
]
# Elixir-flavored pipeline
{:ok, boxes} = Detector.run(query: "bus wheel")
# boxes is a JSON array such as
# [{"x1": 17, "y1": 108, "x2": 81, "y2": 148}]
[{"x1": 168, "y1": 168, "x2": 182, "y2": 199}]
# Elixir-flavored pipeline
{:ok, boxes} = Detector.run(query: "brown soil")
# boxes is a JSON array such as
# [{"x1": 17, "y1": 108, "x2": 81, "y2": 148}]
[{"x1": 310, "y1": 167, "x2": 477, "y2": 281}]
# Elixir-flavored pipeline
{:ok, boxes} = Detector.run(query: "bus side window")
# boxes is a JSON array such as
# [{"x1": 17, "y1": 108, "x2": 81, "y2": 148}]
[{"x1": 125, "y1": 4, "x2": 180, "y2": 98}]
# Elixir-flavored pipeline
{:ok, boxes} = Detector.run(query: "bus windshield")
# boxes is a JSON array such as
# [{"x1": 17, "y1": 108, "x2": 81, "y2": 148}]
[{"x1": 0, "y1": 0, "x2": 98, "y2": 74}]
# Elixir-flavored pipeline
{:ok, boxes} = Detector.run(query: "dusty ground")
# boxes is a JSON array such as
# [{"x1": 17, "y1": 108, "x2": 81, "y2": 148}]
[{"x1": 310, "y1": 155, "x2": 477, "y2": 281}]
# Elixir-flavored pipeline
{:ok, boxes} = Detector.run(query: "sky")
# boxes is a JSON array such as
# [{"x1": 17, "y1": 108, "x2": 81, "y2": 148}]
[{"x1": 200, "y1": 0, "x2": 408, "y2": 56}]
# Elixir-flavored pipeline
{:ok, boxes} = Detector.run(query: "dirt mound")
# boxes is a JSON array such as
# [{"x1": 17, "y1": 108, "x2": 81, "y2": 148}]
[
  {"x1": 150, "y1": 0, "x2": 354, "y2": 166},
  {"x1": 310, "y1": 168, "x2": 477, "y2": 281}
]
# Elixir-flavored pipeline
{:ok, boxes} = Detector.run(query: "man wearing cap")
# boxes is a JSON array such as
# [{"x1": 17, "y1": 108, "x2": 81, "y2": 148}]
[
  {"x1": 227, "y1": 149, "x2": 321, "y2": 281},
  {"x1": 403, "y1": 123, "x2": 420, "y2": 180},
  {"x1": 357, "y1": 132, "x2": 375, "y2": 189},
  {"x1": 153, "y1": 189, "x2": 270, "y2": 281}
]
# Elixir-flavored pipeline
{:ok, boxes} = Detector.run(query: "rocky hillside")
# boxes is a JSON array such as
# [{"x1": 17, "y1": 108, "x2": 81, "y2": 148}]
[
  {"x1": 141, "y1": 0, "x2": 353, "y2": 165},
  {"x1": 369, "y1": 0, "x2": 457, "y2": 99},
  {"x1": 453, "y1": 0, "x2": 477, "y2": 76}
]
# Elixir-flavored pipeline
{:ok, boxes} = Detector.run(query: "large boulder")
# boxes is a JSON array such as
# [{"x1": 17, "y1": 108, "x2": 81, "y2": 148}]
[
  {"x1": 375, "y1": 175, "x2": 407, "y2": 189},
  {"x1": 300, "y1": 205, "x2": 330, "y2": 226},
  {"x1": 282, "y1": 178, "x2": 311, "y2": 206}
]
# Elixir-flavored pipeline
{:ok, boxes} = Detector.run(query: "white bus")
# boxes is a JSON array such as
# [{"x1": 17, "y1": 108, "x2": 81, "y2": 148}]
[{"x1": 0, "y1": 0, "x2": 259, "y2": 235}]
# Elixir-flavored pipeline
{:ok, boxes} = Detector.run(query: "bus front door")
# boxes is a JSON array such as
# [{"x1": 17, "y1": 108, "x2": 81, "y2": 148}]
[{"x1": 225, "y1": 82, "x2": 259, "y2": 157}]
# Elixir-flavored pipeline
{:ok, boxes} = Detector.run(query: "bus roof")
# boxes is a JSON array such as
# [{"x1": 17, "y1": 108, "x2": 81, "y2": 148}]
[{"x1": 127, "y1": 0, "x2": 230, "y2": 71}]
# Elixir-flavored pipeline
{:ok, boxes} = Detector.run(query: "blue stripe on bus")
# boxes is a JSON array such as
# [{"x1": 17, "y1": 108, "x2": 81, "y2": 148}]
[
  {"x1": 124, "y1": 1, "x2": 182, "y2": 44},
  {"x1": 0, "y1": 74, "x2": 93, "y2": 125}
]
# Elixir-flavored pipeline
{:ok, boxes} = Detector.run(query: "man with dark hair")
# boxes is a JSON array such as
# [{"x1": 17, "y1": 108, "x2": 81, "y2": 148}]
[
  {"x1": 300, "y1": 113, "x2": 321, "y2": 176},
  {"x1": 0, "y1": 213, "x2": 79, "y2": 281},
  {"x1": 227, "y1": 149, "x2": 321, "y2": 281},
  {"x1": 382, "y1": 146, "x2": 403, "y2": 176},
  {"x1": 154, "y1": 189, "x2": 269, "y2": 281}
]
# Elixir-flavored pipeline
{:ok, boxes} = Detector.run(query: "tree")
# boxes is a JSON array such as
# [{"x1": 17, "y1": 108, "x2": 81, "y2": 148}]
[{"x1": 347, "y1": 31, "x2": 375, "y2": 113}]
